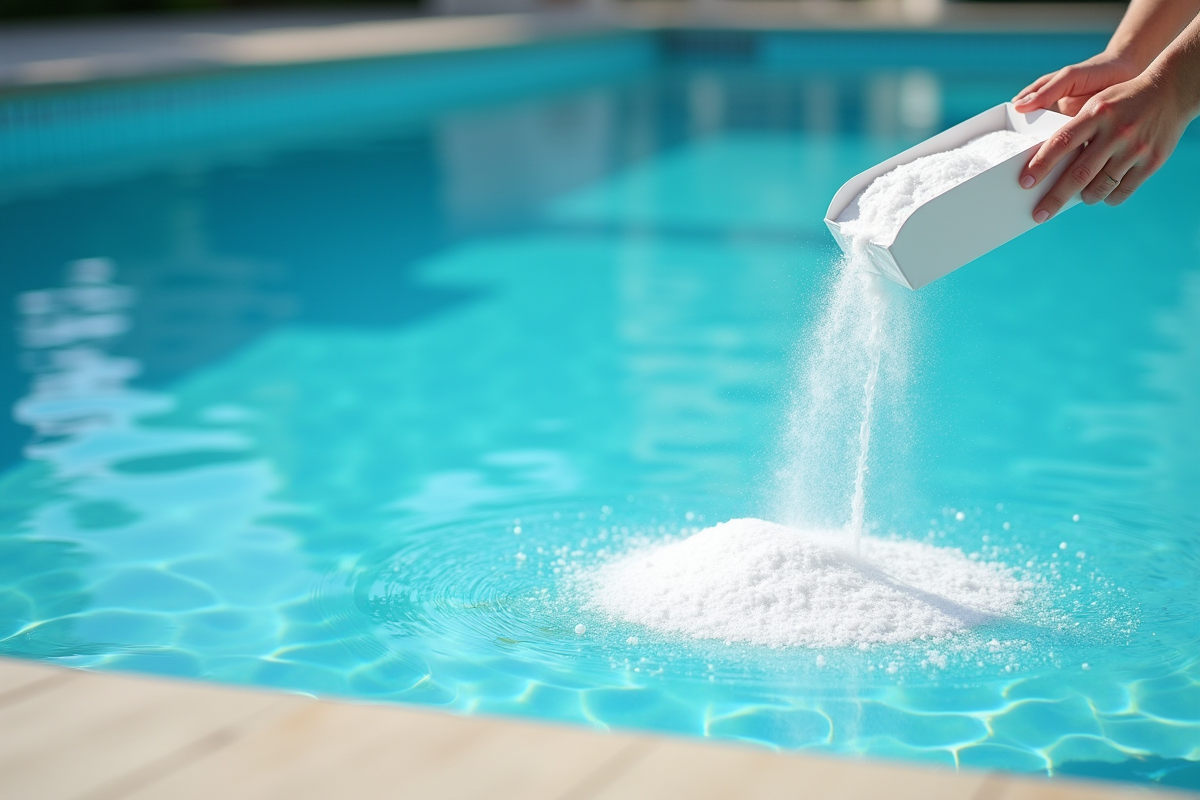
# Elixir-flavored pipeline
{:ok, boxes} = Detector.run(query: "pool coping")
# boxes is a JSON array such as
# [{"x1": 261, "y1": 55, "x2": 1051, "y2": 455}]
[
  {"x1": 0, "y1": 2, "x2": 1126, "y2": 92},
  {"x1": 2, "y1": 656, "x2": 1193, "y2": 800}
]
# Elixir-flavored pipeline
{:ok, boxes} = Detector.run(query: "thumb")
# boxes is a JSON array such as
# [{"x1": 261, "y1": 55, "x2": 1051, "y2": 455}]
[{"x1": 1057, "y1": 95, "x2": 1091, "y2": 116}]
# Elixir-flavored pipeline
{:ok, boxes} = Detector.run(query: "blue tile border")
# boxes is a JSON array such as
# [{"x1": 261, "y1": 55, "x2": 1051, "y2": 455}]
[
  {"x1": 0, "y1": 28, "x2": 1116, "y2": 190},
  {"x1": 663, "y1": 29, "x2": 1110, "y2": 72},
  {"x1": 0, "y1": 33, "x2": 658, "y2": 183}
]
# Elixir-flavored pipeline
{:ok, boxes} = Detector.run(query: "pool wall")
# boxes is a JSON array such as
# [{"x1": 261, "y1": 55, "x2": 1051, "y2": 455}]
[
  {"x1": 0, "y1": 33, "x2": 657, "y2": 199},
  {"x1": 0, "y1": 29, "x2": 1109, "y2": 200}
]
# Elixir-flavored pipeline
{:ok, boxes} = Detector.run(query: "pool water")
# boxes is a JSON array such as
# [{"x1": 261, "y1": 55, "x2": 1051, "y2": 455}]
[{"x1": 1, "y1": 34, "x2": 1197, "y2": 790}]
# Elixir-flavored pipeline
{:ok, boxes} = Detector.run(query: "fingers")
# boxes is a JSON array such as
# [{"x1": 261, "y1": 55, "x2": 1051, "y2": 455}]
[
  {"x1": 1020, "y1": 114, "x2": 1097, "y2": 192},
  {"x1": 1012, "y1": 73, "x2": 1056, "y2": 105},
  {"x1": 1014, "y1": 67, "x2": 1084, "y2": 112},
  {"x1": 1104, "y1": 164, "x2": 1152, "y2": 206},
  {"x1": 1080, "y1": 151, "x2": 1136, "y2": 205},
  {"x1": 1031, "y1": 135, "x2": 1114, "y2": 222},
  {"x1": 1056, "y1": 95, "x2": 1091, "y2": 116},
  {"x1": 1105, "y1": 141, "x2": 1175, "y2": 205},
  {"x1": 1079, "y1": 167, "x2": 1123, "y2": 206}
]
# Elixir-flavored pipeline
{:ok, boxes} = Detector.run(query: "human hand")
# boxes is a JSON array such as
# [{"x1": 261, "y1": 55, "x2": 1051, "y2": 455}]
[
  {"x1": 1018, "y1": 71, "x2": 1194, "y2": 220},
  {"x1": 1012, "y1": 53, "x2": 1143, "y2": 117}
]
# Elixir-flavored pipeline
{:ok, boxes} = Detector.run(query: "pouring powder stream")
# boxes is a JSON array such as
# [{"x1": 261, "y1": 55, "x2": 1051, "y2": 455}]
[
  {"x1": 848, "y1": 271, "x2": 887, "y2": 551},
  {"x1": 784, "y1": 129, "x2": 1039, "y2": 542},
  {"x1": 583, "y1": 130, "x2": 1041, "y2": 648},
  {"x1": 832, "y1": 129, "x2": 1039, "y2": 543},
  {"x1": 772, "y1": 254, "x2": 902, "y2": 544}
]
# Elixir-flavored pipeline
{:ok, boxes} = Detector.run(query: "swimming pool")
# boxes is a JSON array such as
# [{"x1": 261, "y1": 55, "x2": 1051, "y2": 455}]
[{"x1": 0, "y1": 30, "x2": 1197, "y2": 791}]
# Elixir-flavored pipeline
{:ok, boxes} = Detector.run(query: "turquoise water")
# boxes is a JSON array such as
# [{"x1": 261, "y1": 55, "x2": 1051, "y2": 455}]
[{"x1": 1, "y1": 36, "x2": 1197, "y2": 789}]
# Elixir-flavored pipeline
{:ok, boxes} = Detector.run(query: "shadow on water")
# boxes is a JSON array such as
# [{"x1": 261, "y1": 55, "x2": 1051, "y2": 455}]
[
  {"x1": 0, "y1": 137, "x2": 487, "y2": 468},
  {"x1": 0, "y1": 67, "x2": 944, "y2": 471}
]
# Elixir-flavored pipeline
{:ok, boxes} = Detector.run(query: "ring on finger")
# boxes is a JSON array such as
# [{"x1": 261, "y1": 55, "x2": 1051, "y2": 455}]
[{"x1": 1101, "y1": 171, "x2": 1120, "y2": 185}]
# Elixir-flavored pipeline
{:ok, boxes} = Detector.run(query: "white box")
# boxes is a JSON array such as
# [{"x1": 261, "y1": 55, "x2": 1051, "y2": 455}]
[{"x1": 824, "y1": 103, "x2": 1080, "y2": 290}]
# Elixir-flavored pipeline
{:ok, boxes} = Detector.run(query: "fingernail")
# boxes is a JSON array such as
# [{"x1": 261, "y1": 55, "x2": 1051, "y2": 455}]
[
  {"x1": 1015, "y1": 93, "x2": 1034, "y2": 105},
  {"x1": 1020, "y1": 174, "x2": 1035, "y2": 189},
  {"x1": 1034, "y1": 209, "x2": 1050, "y2": 224}
]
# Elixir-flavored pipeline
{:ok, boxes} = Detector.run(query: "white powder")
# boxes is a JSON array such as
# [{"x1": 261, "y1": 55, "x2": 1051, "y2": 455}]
[
  {"x1": 773, "y1": 243, "x2": 902, "y2": 552},
  {"x1": 777, "y1": 129, "x2": 1036, "y2": 545},
  {"x1": 837, "y1": 130, "x2": 1039, "y2": 246},
  {"x1": 585, "y1": 519, "x2": 1026, "y2": 649},
  {"x1": 584, "y1": 133, "x2": 1040, "y2": 652}
]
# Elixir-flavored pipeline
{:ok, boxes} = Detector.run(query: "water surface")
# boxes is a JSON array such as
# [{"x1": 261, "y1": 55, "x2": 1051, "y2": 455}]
[{"x1": 0, "y1": 43, "x2": 1197, "y2": 789}]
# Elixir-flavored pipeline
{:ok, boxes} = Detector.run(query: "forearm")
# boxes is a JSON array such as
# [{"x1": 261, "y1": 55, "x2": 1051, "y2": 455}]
[
  {"x1": 1146, "y1": 11, "x2": 1200, "y2": 118},
  {"x1": 1107, "y1": 0, "x2": 1200, "y2": 69}
]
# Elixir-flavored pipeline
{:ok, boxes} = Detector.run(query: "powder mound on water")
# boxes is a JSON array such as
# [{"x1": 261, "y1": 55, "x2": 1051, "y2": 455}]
[
  {"x1": 585, "y1": 518, "x2": 1027, "y2": 649},
  {"x1": 837, "y1": 130, "x2": 1040, "y2": 246}
]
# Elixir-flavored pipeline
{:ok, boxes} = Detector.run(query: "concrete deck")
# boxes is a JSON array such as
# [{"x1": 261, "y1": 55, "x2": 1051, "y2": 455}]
[
  {"x1": 0, "y1": 10, "x2": 613, "y2": 89},
  {"x1": 625, "y1": 0, "x2": 1126, "y2": 32},
  {"x1": 0, "y1": 657, "x2": 1191, "y2": 800},
  {"x1": 0, "y1": 3, "x2": 1126, "y2": 90}
]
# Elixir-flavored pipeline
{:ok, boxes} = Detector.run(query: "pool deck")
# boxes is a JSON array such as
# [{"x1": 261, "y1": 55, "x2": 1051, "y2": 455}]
[
  {"x1": 0, "y1": 2, "x2": 1127, "y2": 91},
  {"x1": 1, "y1": 656, "x2": 1192, "y2": 800}
]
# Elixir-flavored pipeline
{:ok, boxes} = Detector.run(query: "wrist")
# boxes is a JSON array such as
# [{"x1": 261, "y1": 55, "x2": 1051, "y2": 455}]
[
  {"x1": 1103, "y1": 42, "x2": 1156, "y2": 74},
  {"x1": 1147, "y1": 50, "x2": 1200, "y2": 121}
]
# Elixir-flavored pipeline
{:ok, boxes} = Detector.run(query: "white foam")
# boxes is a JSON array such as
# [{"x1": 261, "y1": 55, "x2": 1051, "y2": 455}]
[
  {"x1": 837, "y1": 130, "x2": 1039, "y2": 247},
  {"x1": 585, "y1": 518, "x2": 1027, "y2": 649}
]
